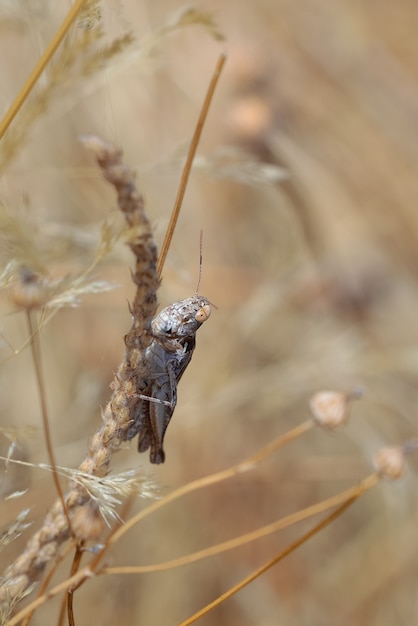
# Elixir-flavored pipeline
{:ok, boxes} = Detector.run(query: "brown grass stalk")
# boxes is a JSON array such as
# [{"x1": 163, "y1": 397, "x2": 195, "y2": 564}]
[
  {"x1": 25, "y1": 311, "x2": 72, "y2": 538},
  {"x1": 0, "y1": 136, "x2": 159, "y2": 612}
]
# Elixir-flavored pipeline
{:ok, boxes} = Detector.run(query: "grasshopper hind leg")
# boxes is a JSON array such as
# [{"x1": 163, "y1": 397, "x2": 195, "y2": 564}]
[
  {"x1": 137, "y1": 424, "x2": 165, "y2": 464},
  {"x1": 150, "y1": 443, "x2": 165, "y2": 464},
  {"x1": 137, "y1": 425, "x2": 152, "y2": 454},
  {"x1": 135, "y1": 398, "x2": 155, "y2": 458},
  {"x1": 135, "y1": 401, "x2": 167, "y2": 464}
]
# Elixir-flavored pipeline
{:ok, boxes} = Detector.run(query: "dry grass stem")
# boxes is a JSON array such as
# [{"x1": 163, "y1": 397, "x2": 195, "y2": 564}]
[
  {"x1": 103, "y1": 472, "x2": 380, "y2": 576},
  {"x1": 157, "y1": 52, "x2": 226, "y2": 277},
  {"x1": 26, "y1": 310, "x2": 72, "y2": 538}
]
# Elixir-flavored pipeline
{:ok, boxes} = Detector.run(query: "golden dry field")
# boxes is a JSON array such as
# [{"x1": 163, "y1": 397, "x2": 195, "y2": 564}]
[{"x1": 1, "y1": 1, "x2": 418, "y2": 625}]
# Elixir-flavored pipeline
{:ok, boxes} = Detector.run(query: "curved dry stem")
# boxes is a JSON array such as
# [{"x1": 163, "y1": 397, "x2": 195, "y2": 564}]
[{"x1": 102, "y1": 472, "x2": 379, "y2": 575}]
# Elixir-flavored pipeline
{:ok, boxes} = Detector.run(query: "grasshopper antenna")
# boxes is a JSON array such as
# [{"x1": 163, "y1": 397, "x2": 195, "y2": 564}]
[
  {"x1": 195, "y1": 229, "x2": 217, "y2": 310},
  {"x1": 157, "y1": 52, "x2": 227, "y2": 279},
  {"x1": 195, "y1": 229, "x2": 204, "y2": 294}
]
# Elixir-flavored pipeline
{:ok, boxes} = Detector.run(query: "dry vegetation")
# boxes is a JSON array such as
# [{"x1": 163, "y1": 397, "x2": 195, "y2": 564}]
[{"x1": 1, "y1": 1, "x2": 418, "y2": 625}]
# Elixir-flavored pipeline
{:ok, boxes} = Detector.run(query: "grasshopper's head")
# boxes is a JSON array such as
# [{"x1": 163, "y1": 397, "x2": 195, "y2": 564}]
[{"x1": 151, "y1": 295, "x2": 211, "y2": 340}]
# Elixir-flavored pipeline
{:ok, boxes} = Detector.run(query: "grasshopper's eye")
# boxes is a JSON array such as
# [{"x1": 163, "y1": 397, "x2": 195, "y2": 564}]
[{"x1": 195, "y1": 304, "x2": 211, "y2": 323}]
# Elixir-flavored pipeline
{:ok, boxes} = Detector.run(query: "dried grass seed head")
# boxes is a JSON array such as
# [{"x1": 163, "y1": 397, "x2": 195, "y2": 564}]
[
  {"x1": 309, "y1": 388, "x2": 363, "y2": 429},
  {"x1": 0, "y1": 508, "x2": 31, "y2": 550},
  {"x1": 373, "y1": 446, "x2": 406, "y2": 480},
  {"x1": 10, "y1": 266, "x2": 50, "y2": 310}
]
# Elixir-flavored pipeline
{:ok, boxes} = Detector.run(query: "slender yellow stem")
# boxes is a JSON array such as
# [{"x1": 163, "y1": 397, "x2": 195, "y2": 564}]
[
  {"x1": 157, "y1": 52, "x2": 227, "y2": 277},
  {"x1": 26, "y1": 312, "x2": 72, "y2": 535},
  {"x1": 0, "y1": 0, "x2": 87, "y2": 141}
]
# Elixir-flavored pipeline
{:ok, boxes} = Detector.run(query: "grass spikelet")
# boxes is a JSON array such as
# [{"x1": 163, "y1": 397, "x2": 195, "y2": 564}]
[
  {"x1": 67, "y1": 468, "x2": 160, "y2": 526},
  {"x1": 0, "y1": 509, "x2": 31, "y2": 551},
  {"x1": 0, "y1": 580, "x2": 35, "y2": 626},
  {"x1": 157, "y1": 6, "x2": 225, "y2": 42},
  {"x1": 80, "y1": 32, "x2": 135, "y2": 76},
  {"x1": 194, "y1": 145, "x2": 289, "y2": 185},
  {"x1": 0, "y1": 204, "x2": 44, "y2": 272},
  {"x1": 0, "y1": 454, "x2": 159, "y2": 526}
]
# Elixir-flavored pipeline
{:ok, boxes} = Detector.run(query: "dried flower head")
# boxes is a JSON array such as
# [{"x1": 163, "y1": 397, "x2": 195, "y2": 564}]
[
  {"x1": 373, "y1": 446, "x2": 406, "y2": 480},
  {"x1": 310, "y1": 388, "x2": 363, "y2": 429},
  {"x1": 9, "y1": 264, "x2": 116, "y2": 315},
  {"x1": 10, "y1": 266, "x2": 50, "y2": 310}
]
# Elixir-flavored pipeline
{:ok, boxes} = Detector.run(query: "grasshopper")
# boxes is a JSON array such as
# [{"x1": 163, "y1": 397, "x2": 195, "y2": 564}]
[{"x1": 132, "y1": 295, "x2": 211, "y2": 464}]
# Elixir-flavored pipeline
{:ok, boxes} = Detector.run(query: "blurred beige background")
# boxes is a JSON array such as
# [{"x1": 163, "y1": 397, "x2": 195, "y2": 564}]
[{"x1": 1, "y1": 1, "x2": 418, "y2": 625}]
